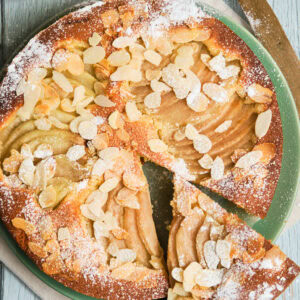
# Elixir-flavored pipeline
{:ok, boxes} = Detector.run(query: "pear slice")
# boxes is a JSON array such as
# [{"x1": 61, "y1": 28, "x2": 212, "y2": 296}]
[{"x1": 176, "y1": 207, "x2": 205, "y2": 268}]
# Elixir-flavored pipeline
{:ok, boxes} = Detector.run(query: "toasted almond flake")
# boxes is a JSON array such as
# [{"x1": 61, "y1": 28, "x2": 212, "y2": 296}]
[
  {"x1": 83, "y1": 46, "x2": 106, "y2": 64},
  {"x1": 173, "y1": 129, "x2": 185, "y2": 142},
  {"x1": 150, "y1": 80, "x2": 171, "y2": 93},
  {"x1": 61, "y1": 98, "x2": 75, "y2": 112},
  {"x1": 34, "y1": 118, "x2": 52, "y2": 131},
  {"x1": 87, "y1": 200, "x2": 105, "y2": 219},
  {"x1": 203, "y1": 83, "x2": 229, "y2": 103},
  {"x1": 69, "y1": 116, "x2": 91, "y2": 133},
  {"x1": 204, "y1": 240, "x2": 220, "y2": 269},
  {"x1": 235, "y1": 151, "x2": 263, "y2": 169},
  {"x1": 183, "y1": 261, "x2": 202, "y2": 292},
  {"x1": 145, "y1": 69, "x2": 161, "y2": 81},
  {"x1": 184, "y1": 69, "x2": 201, "y2": 90},
  {"x1": 185, "y1": 124, "x2": 200, "y2": 140},
  {"x1": 78, "y1": 120, "x2": 98, "y2": 140},
  {"x1": 210, "y1": 224, "x2": 224, "y2": 241},
  {"x1": 34, "y1": 144, "x2": 53, "y2": 159},
  {"x1": 92, "y1": 133, "x2": 109, "y2": 150},
  {"x1": 255, "y1": 109, "x2": 272, "y2": 139},
  {"x1": 173, "y1": 283, "x2": 190, "y2": 297},
  {"x1": 116, "y1": 248, "x2": 136, "y2": 263},
  {"x1": 12, "y1": 218, "x2": 36, "y2": 235},
  {"x1": 94, "y1": 95, "x2": 116, "y2": 107},
  {"x1": 112, "y1": 36, "x2": 135, "y2": 48},
  {"x1": 89, "y1": 32, "x2": 102, "y2": 47},
  {"x1": 115, "y1": 187, "x2": 140, "y2": 209},
  {"x1": 99, "y1": 147, "x2": 119, "y2": 161},
  {"x1": 108, "y1": 111, "x2": 122, "y2": 129},
  {"x1": 52, "y1": 71, "x2": 73, "y2": 93},
  {"x1": 81, "y1": 204, "x2": 99, "y2": 221},
  {"x1": 125, "y1": 101, "x2": 142, "y2": 122},
  {"x1": 215, "y1": 120, "x2": 232, "y2": 133},
  {"x1": 247, "y1": 84, "x2": 273, "y2": 103},
  {"x1": 175, "y1": 54, "x2": 194, "y2": 70},
  {"x1": 58, "y1": 227, "x2": 70, "y2": 241},
  {"x1": 198, "y1": 154, "x2": 213, "y2": 169},
  {"x1": 193, "y1": 135, "x2": 212, "y2": 154},
  {"x1": 103, "y1": 212, "x2": 118, "y2": 229},
  {"x1": 39, "y1": 185, "x2": 57, "y2": 208},
  {"x1": 66, "y1": 145, "x2": 86, "y2": 161},
  {"x1": 16, "y1": 78, "x2": 27, "y2": 96},
  {"x1": 144, "y1": 50, "x2": 162, "y2": 66},
  {"x1": 21, "y1": 144, "x2": 33, "y2": 159},
  {"x1": 108, "y1": 49, "x2": 131, "y2": 66},
  {"x1": 18, "y1": 158, "x2": 35, "y2": 186},
  {"x1": 94, "y1": 221, "x2": 110, "y2": 239},
  {"x1": 194, "y1": 28, "x2": 211, "y2": 41},
  {"x1": 144, "y1": 92, "x2": 161, "y2": 109},
  {"x1": 110, "y1": 65, "x2": 142, "y2": 82},
  {"x1": 216, "y1": 240, "x2": 232, "y2": 269},
  {"x1": 99, "y1": 177, "x2": 119, "y2": 193},
  {"x1": 172, "y1": 267, "x2": 183, "y2": 282},
  {"x1": 195, "y1": 269, "x2": 225, "y2": 287},
  {"x1": 72, "y1": 85, "x2": 86, "y2": 106},
  {"x1": 201, "y1": 54, "x2": 211, "y2": 67},
  {"x1": 208, "y1": 53, "x2": 226, "y2": 74},
  {"x1": 178, "y1": 45, "x2": 194, "y2": 56},
  {"x1": 92, "y1": 158, "x2": 107, "y2": 177},
  {"x1": 48, "y1": 116, "x2": 68, "y2": 130},
  {"x1": 86, "y1": 189, "x2": 108, "y2": 205},
  {"x1": 148, "y1": 139, "x2": 168, "y2": 153},
  {"x1": 107, "y1": 241, "x2": 119, "y2": 257},
  {"x1": 28, "y1": 68, "x2": 47, "y2": 83},
  {"x1": 68, "y1": 54, "x2": 84, "y2": 76},
  {"x1": 211, "y1": 156, "x2": 224, "y2": 180}
]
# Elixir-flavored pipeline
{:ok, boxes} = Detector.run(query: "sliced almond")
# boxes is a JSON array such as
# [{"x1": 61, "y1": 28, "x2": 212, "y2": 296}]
[
  {"x1": 57, "y1": 227, "x2": 70, "y2": 241},
  {"x1": 193, "y1": 135, "x2": 212, "y2": 154},
  {"x1": 92, "y1": 158, "x2": 107, "y2": 177},
  {"x1": 16, "y1": 77, "x2": 27, "y2": 96},
  {"x1": 93, "y1": 221, "x2": 110, "y2": 239},
  {"x1": 144, "y1": 92, "x2": 161, "y2": 109},
  {"x1": 203, "y1": 83, "x2": 229, "y2": 103},
  {"x1": 80, "y1": 204, "x2": 101, "y2": 221},
  {"x1": 108, "y1": 111, "x2": 123, "y2": 130},
  {"x1": 34, "y1": 118, "x2": 52, "y2": 131},
  {"x1": 107, "y1": 240, "x2": 119, "y2": 257},
  {"x1": 108, "y1": 49, "x2": 131, "y2": 66},
  {"x1": 145, "y1": 69, "x2": 162, "y2": 81},
  {"x1": 66, "y1": 145, "x2": 86, "y2": 161},
  {"x1": 255, "y1": 109, "x2": 272, "y2": 139},
  {"x1": 34, "y1": 144, "x2": 53, "y2": 159},
  {"x1": 52, "y1": 71, "x2": 73, "y2": 93},
  {"x1": 68, "y1": 54, "x2": 84, "y2": 76},
  {"x1": 86, "y1": 190, "x2": 108, "y2": 207},
  {"x1": 87, "y1": 199, "x2": 106, "y2": 220},
  {"x1": 198, "y1": 154, "x2": 213, "y2": 169},
  {"x1": 172, "y1": 267, "x2": 183, "y2": 282},
  {"x1": 177, "y1": 45, "x2": 194, "y2": 56},
  {"x1": 247, "y1": 83, "x2": 273, "y2": 104},
  {"x1": 183, "y1": 261, "x2": 202, "y2": 292},
  {"x1": 28, "y1": 68, "x2": 47, "y2": 83},
  {"x1": 149, "y1": 256, "x2": 164, "y2": 270},
  {"x1": 99, "y1": 177, "x2": 119, "y2": 193},
  {"x1": 185, "y1": 124, "x2": 200, "y2": 140},
  {"x1": 12, "y1": 218, "x2": 36, "y2": 235},
  {"x1": 28, "y1": 242, "x2": 48, "y2": 258},
  {"x1": 48, "y1": 116, "x2": 68, "y2": 130},
  {"x1": 216, "y1": 240, "x2": 231, "y2": 269},
  {"x1": 89, "y1": 32, "x2": 102, "y2": 47},
  {"x1": 72, "y1": 85, "x2": 86, "y2": 106},
  {"x1": 115, "y1": 187, "x2": 140, "y2": 209},
  {"x1": 195, "y1": 269, "x2": 225, "y2": 287},
  {"x1": 92, "y1": 133, "x2": 109, "y2": 150},
  {"x1": 116, "y1": 248, "x2": 136, "y2": 263},
  {"x1": 203, "y1": 240, "x2": 219, "y2": 269},
  {"x1": 148, "y1": 139, "x2": 168, "y2": 153},
  {"x1": 211, "y1": 156, "x2": 224, "y2": 180},
  {"x1": 215, "y1": 120, "x2": 232, "y2": 133},
  {"x1": 111, "y1": 262, "x2": 135, "y2": 279},
  {"x1": 144, "y1": 50, "x2": 162, "y2": 66},
  {"x1": 175, "y1": 54, "x2": 194, "y2": 70},
  {"x1": 61, "y1": 98, "x2": 75, "y2": 112},
  {"x1": 112, "y1": 36, "x2": 135, "y2": 48},
  {"x1": 125, "y1": 101, "x2": 142, "y2": 122},
  {"x1": 194, "y1": 28, "x2": 211, "y2": 41},
  {"x1": 173, "y1": 129, "x2": 185, "y2": 142},
  {"x1": 187, "y1": 88, "x2": 209, "y2": 113},
  {"x1": 18, "y1": 158, "x2": 35, "y2": 186},
  {"x1": 83, "y1": 46, "x2": 106, "y2": 64},
  {"x1": 235, "y1": 151, "x2": 263, "y2": 169},
  {"x1": 110, "y1": 65, "x2": 142, "y2": 82},
  {"x1": 201, "y1": 54, "x2": 211, "y2": 67},
  {"x1": 94, "y1": 95, "x2": 116, "y2": 107},
  {"x1": 150, "y1": 80, "x2": 171, "y2": 93},
  {"x1": 173, "y1": 283, "x2": 190, "y2": 297},
  {"x1": 78, "y1": 120, "x2": 98, "y2": 140},
  {"x1": 39, "y1": 185, "x2": 57, "y2": 208},
  {"x1": 99, "y1": 147, "x2": 119, "y2": 161}
]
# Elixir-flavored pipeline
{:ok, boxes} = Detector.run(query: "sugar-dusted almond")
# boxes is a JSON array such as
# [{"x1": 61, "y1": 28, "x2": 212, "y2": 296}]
[
  {"x1": 172, "y1": 283, "x2": 190, "y2": 297},
  {"x1": 66, "y1": 145, "x2": 86, "y2": 161},
  {"x1": 60, "y1": 98, "x2": 75, "y2": 112},
  {"x1": 203, "y1": 83, "x2": 229, "y2": 103},
  {"x1": 94, "y1": 94, "x2": 116, "y2": 107},
  {"x1": 92, "y1": 158, "x2": 107, "y2": 177},
  {"x1": 34, "y1": 117, "x2": 52, "y2": 131},
  {"x1": 115, "y1": 187, "x2": 140, "y2": 209},
  {"x1": 194, "y1": 28, "x2": 212, "y2": 41},
  {"x1": 211, "y1": 156, "x2": 224, "y2": 180},
  {"x1": 58, "y1": 227, "x2": 70, "y2": 241},
  {"x1": 72, "y1": 85, "x2": 86, "y2": 106},
  {"x1": 183, "y1": 262, "x2": 202, "y2": 292},
  {"x1": 185, "y1": 124, "x2": 200, "y2": 141},
  {"x1": 215, "y1": 120, "x2": 232, "y2": 133},
  {"x1": 89, "y1": 32, "x2": 102, "y2": 47},
  {"x1": 78, "y1": 120, "x2": 98, "y2": 140},
  {"x1": 125, "y1": 101, "x2": 142, "y2": 122},
  {"x1": 68, "y1": 54, "x2": 84, "y2": 76},
  {"x1": 172, "y1": 267, "x2": 183, "y2": 282},
  {"x1": 144, "y1": 50, "x2": 162, "y2": 66},
  {"x1": 235, "y1": 150, "x2": 263, "y2": 169},
  {"x1": 18, "y1": 158, "x2": 35, "y2": 186},
  {"x1": 83, "y1": 46, "x2": 106, "y2": 64},
  {"x1": 108, "y1": 111, "x2": 123, "y2": 130},
  {"x1": 193, "y1": 135, "x2": 212, "y2": 154},
  {"x1": 99, "y1": 177, "x2": 119, "y2": 193},
  {"x1": 175, "y1": 54, "x2": 194, "y2": 70},
  {"x1": 255, "y1": 109, "x2": 272, "y2": 139},
  {"x1": 110, "y1": 65, "x2": 142, "y2": 82},
  {"x1": 112, "y1": 36, "x2": 135, "y2": 48},
  {"x1": 99, "y1": 147, "x2": 119, "y2": 161},
  {"x1": 148, "y1": 139, "x2": 168, "y2": 153},
  {"x1": 94, "y1": 220, "x2": 110, "y2": 239},
  {"x1": 187, "y1": 88, "x2": 209, "y2": 113},
  {"x1": 198, "y1": 154, "x2": 213, "y2": 169},
  {"x1": 216, "y1": 240, "x2": 232, "y2": 269},
  {"x1": 150, "y1": 80, "x2": 171, "y2": 94},
  {"x1": 108, "y1": 49, "x2": 131, "y2": 66},
  {"x1": 92, "y1": 133, "x2": 109, "y2": 150},
  {"x1": 195, "y1": 269, "x2": 225, "y2": 287},
  {"x1": 33, "y1": 143, "x2": 53, "y2": 159},
  {"x1": 52, "y1": 71, "x2": 73, "y2": 93},
  {"x1": 28, "y1": 67, "x2": 47, "y2": 83},
  {"x1": 247, "y1": 83, "x2": 273, "y2": 104},
  {"x1": 204, "y1": 240, "x2": 220, "y2": 269},
  {"x1": 39, "y1": 185, "x2": 57, "y2": 208},
  {"x1": 144, "y1": 92, "x2": 161, "y2": 109},
  {"x1": 145, "y1": 69, "x2": 162, "y2": 81}
]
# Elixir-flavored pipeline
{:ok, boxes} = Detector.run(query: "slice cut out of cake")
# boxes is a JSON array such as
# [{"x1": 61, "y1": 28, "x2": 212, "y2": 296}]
[{"x1": 167, "y1": 175, "x2": 299, "y2": 299}]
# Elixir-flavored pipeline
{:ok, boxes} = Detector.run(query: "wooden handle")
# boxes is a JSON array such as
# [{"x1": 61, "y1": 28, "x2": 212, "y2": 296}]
[{"x1": 238, "y1": 0, "x2": 300, "y2": 116}]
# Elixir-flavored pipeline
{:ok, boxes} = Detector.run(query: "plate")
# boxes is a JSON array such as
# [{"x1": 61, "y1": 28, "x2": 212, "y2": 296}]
[{"x1": 0, "y1": 2, "x2": 299, "y2": 299}]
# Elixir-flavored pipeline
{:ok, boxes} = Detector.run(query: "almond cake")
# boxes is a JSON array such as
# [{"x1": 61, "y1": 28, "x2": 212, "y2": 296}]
[{"x1": 0, "y1": 0, "x2": 296, "y2": 299}]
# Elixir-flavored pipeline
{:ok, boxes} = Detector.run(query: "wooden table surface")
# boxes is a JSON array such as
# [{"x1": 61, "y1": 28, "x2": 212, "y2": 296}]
[{"x1": 0, "y1": 0, "x2": 299, "y2": 299}]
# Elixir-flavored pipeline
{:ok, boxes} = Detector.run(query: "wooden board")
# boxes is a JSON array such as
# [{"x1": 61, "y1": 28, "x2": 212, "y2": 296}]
[{"x1": 0, "y1": 1, "x2": 299, "y2": 299}]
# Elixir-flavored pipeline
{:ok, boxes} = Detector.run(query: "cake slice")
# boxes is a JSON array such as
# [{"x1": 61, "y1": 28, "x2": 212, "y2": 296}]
[{"x1": 167, "y1": 175, "x2": 299, "y2": 299}]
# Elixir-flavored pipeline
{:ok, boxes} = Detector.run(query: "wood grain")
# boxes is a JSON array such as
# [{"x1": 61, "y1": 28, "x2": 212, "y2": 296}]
[
  {"x1": 238, "y1": 0, "x2": 300, "y2": 116},
  {"x1": 0, "y1": 1, "x2": 299, "y2": 300}
]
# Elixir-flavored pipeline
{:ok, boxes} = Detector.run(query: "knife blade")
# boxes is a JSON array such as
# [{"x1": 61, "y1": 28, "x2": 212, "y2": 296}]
[{"x1": 238, "y1": 0, "x2": 300, "y2": 116}]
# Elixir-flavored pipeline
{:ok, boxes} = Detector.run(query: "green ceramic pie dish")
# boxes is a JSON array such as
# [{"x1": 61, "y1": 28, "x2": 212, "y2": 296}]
[{"x1": 0, "y1": 2, "x2": 299, "y2": 299}]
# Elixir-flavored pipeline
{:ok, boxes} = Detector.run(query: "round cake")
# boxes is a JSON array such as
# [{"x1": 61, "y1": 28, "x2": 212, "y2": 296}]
[{"x1": 0, "y1": 0, "x2": 289, "y2": 299}]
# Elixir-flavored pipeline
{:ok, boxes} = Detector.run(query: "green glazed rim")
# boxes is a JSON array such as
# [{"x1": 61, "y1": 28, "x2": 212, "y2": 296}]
[{"x1": 0, "y1": 2, "x2": 299, "y2": 299}]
